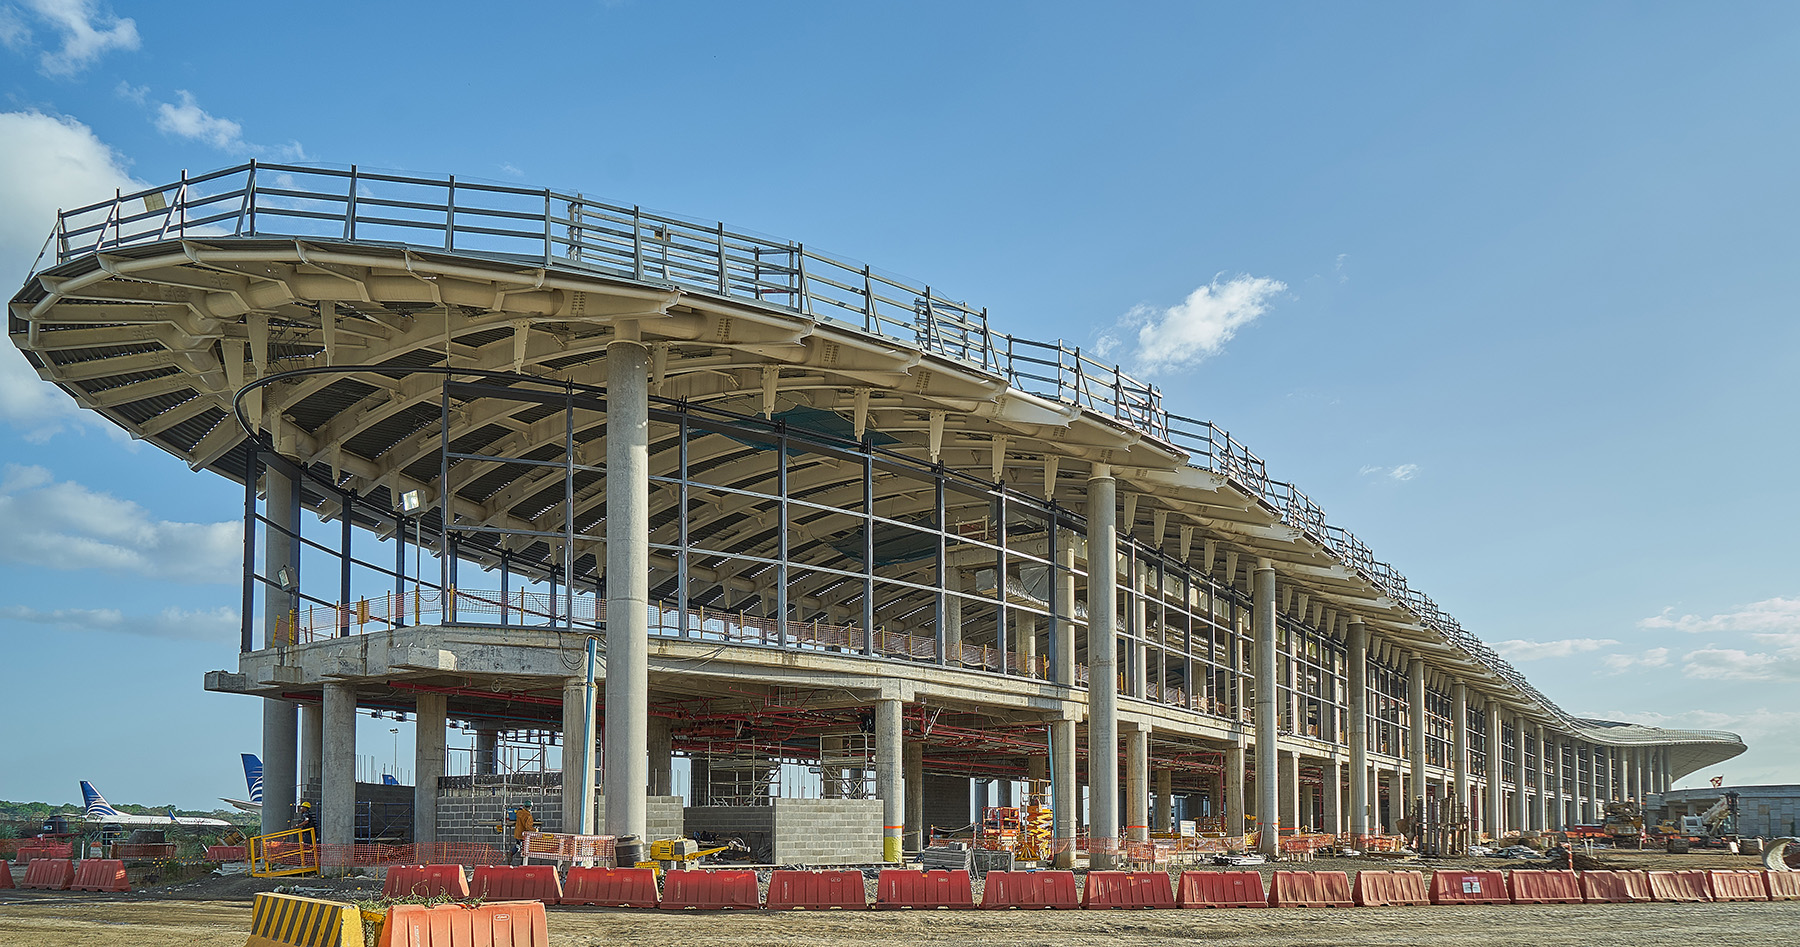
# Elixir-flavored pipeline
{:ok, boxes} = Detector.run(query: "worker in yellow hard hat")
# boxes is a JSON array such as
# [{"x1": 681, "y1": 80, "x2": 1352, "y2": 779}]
[{"x1": 295, "y1": 800, "x2": 317, "y2": 835}]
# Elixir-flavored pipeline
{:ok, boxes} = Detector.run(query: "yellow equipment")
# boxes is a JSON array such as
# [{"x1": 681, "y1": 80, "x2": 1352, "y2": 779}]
[{"x1": 636, "y1": 837, "x2": 747, "y2": 870}]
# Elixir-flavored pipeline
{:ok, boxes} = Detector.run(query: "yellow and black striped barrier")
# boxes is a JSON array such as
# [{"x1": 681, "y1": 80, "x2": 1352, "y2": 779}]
[{"x1": 245, "y1": 891, "x2": 364, "y2": 947}]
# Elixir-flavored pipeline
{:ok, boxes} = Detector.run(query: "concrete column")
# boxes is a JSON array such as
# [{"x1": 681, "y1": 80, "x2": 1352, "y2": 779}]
[
  {"x1": 1546, "y1": 734, "x2": 1561, "y2": 830},
  {"x1": 876, "y1": 697, "x2": 904, "y2": 862},
  {"x1": 1598, "y1": 745, "x2": 1612, "y2": 802},
  {"x1": 1252, "y1": 559, "x2": 1279, "y2": 855},
  {"x1": 1639, "y1": 749, "x2": 1652, "y2": 803},
  {"x1": 320, "y1": 682, "x2": 357, "y2": 871},
  {"x1": 943, "y1": 581, "x2": 962, "y2": 665},
  {"x1": 603, "y1": 337, "x2": 651, "y2": 841},
  {"x1": 562, "y1": 678, "x2": 593, "y2": 834},
  {"x1": 1225, "y1": 740, "x2": 1246, "y2": 838},
  {"x1": 413, "y1": 691, "x2": 446, "y2": 845},
  {"x1": 259, "y1": 461, "x2": 301, "y2": 837},
  {"x1": 1484, "y1": 701, "x2": 1503, "y2": 837},
  {"x1": 474, "y1": 728, "x2": 499, "y2": 776},
  {"x1": 1407, "y1": 658, "x2": 1426, "y2": 813},
  {"x1": 903, "y1": 742, "x2": 924, "y2": 852},
  {"x1": 1055, "y1": 531, "x2": 1076, "y2": 687},
  {"x1": 1387, "y1": 768, "x2": 1405, "y2": 833},
  {"x1": 1367, "y1": 765, "x2": 1381, "y2": 833},
  {"x1": 1583, "y1": 743, "x2": 1598, "y2": 822},
  {"x1": 1154, "y1": 768, "x2": 1173, "y2": 834},
  {"x1": 1051, "y1": 717, "x2": 1077, "y2": 868},
  {"x1": 1451, "y1": 683, "x2": 1469, "y2": 824},
  {"x1": 1125, "y1": 724, "x2": 1149, "y2": 843},
  {"x1": 820, "y1": 735, "x2": 843, "y2": 799},
  {"x1": 1086, "y1": 467, "x2": 1120, "y2": 867},
  {"x1": 1532, "y1": 726, "x2": 1547, "y2": 831},
  {"x1": 300, "y1": 703, "x2": 323, "y2": 801},
  {"x1": 1347, "y1": 619, "x2": 1369, "y2": 838},
  {"x1": 647, "y1": 716, "x2": 673, "y2": 797},
  {"x1": 1509, "y1": 715, "x2": 1528, "y2": 833},
  {"x1": 1323, "y1": 759, "x2": 1343, "y2": 836},
  {"x1": 1278, "y1": 750, "x2": 1299, "y2": 835}
]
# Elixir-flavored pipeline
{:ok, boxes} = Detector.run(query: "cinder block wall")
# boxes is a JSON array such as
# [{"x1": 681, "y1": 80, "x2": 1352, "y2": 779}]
[
  {"x1": 772, "y1": 798, "x2": 882, "y2": 864},
  {"x1": 435, "y1": 772, "x2": 684, "y2": 846}
]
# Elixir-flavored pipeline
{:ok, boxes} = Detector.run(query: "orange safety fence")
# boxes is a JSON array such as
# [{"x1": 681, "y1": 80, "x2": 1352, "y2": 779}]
[{"x1": 519, "y1": 832, "x2": 615, "y2": 867}]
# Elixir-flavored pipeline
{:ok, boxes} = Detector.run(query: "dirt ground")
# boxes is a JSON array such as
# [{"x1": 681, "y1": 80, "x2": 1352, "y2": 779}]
[{"x1": 3, "y1": 851, "x2": 1795, "y2": 947}]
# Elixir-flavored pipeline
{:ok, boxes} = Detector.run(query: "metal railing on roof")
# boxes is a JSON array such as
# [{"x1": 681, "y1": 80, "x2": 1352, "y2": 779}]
[{"x1": 35, "y1": 161, "x2": 1619, "y2": 733}]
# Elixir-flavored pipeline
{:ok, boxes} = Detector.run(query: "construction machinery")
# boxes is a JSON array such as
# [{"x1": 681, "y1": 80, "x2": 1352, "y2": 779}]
[
  {"x1": 637, "y1": 837, "x2": 749, "y2": 871},
  {"x1": 1669, "y1": 792, "x2": 1740, "y2": 848},
  {"x1": 973, "y1": 780, "x2": 1052, "y2": 863},
  {"x1": 1602, "y1": 800, "x2": 1646, "y2": 848}
]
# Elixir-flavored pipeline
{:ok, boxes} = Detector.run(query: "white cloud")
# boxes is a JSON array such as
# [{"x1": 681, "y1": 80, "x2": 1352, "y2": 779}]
[
  {"x1": 0, "y1": 603, "x2": 239, "y2": 642},
  {"x1": 1101, "y1": 274, "x2": 1286, "y2": 374},
  {"x1": 1492, "y1": 637, "x2": 1618, "y2": 661},
  {"x1": 152, "y1": 90, "x2": 304, "y2": 160},
  {"x1": 1680, "y1": 637, "x2": 1800, "y2": 683},
  {"x1": 3, "y1": 0, "x2": 139, "y2": 76},
  {"x1": 0, "y1": 464, "x2": 241, "y2": 583},
  {"x1": 113, "y1": 78, "x2": 146, "y2": 103},
  {"x1": 1601, "y1": 647, "x2": 1670, "y2": 674},
  {"x1": 1360, "y1": 463, "x2": 1420, "y2": 482},
  {"x1": 0, "y1": 109, "x2": 144, "y2": 440},
  {"x1": 1639, "y1": 597, "x2": 1800, "y2": 634}
]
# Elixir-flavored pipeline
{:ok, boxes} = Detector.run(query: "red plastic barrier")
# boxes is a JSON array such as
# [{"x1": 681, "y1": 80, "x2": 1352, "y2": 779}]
[
  {"x1": 1506, "y1": 870, "x2": 1581, "y2": 904},
  {"x1": 659, "y1": 869, "x2": 761, "y2": 910},
  {"x1": 1647, "y1": 869, "x2": 1711, "y2": 903},
  {"x1": 765, "y1": 869, "x2": 867, "y2": 910},
  {"x1": 1178, "y1": 870, "x2": 1267, "y2": 908},
  {"x1": 1082, "y1": 871, "x2": 1176, "y2": 909},
  {"x1": 0, "y1": 858, "x2": 12, "y2": 890},
  {"x1": 21, "y1": 858, "x2": 74, "y2": 890},
  {"x1": 204, "y1": 845, "x2": 248, "y2": 862},
  {"x1": 379, "y1": 901, "x2": 548, "y2": 947},
  {"x1": 1429, "y1": 870, "x2": 1509, "y2": 905},
  {"x1": 980, "y1": 870, "x2": 1079, "y2": 909},
  {"x1": 1766, "y1": 871, "x2": 1800, "y2": 901},
  {"x1": 1352, "y1": 869, "x2": 1429, "y2": 907},
  {"x1": 70, "y1": 859, "x2": 129, "y2": 892},
  {"x1": 1706, "y1": 870, "x2": 1768, "y2": 902},
  {"x1": 470, "y1": 865, "x2": 563, "y2": 903},
  {"x1": 384, "y1": 864, "x2": 471, "y2": 900},
  {"x1": 1268, "y1": 870, "x2": 1353, "y2": 908},
  {"x1": 16, "y1": 842, "x2": 72, "y2": 863},
  {"x1": 873, "y1": 869, "x2": 974, "y2": 910},
  {"x1": 562, "y1": 866, "x2": 660, "y2": 908}
]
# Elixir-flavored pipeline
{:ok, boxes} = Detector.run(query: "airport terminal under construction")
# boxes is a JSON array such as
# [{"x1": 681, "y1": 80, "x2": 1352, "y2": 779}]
[{"x1": 8, "y1": 162, "x2": 1751, "y2": 873}]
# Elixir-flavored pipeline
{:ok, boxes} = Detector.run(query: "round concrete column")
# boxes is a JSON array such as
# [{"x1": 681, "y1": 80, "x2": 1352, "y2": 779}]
[
  {"x1": 1347, "y1": 619, "x2": 1369, "y2": 839},
  {"x1": 1484, "y1": 701, "x2": 1503, "y2": 837},
  {"x1": 1225, "y1": 740, "x2": 1246, "y2": 838},
  {"x1": 1125, "y1": 724, "x2": 1149, "y2": 843},
  {"x1": 259, "y1": 459, "x2": 301, "y2": 838},
  {"x1": 1451, "y1": 682, "x2": 1469, "y2": 822},
  {"x1": 320, "y1": 681, "x2": 357, "y2": 874},
  {"x1": 1407, "y1": 658, "x2": 1426, "y2": 815},
  {"x1": 413, "y1": 691, "x2": 446, "y2": 845},
  {"x1": 1085, "y1": 466, "x2": 1120, "y2": 868},
  {"x1": 603, "y1": 337, "x2": 651, "y2": 841},
  {"x1": 1050, "y1": 717, "x2": 1077, "y2": 869},
  {"x1": 904, "y1": 742, "x2": 924, "y2": 852},
  {"x1": 1253, "y1": 559, "x2": 1278, "y2": 855},
  {"x1": 876, "y1": 697, "x2": 904, "y2": 862}
]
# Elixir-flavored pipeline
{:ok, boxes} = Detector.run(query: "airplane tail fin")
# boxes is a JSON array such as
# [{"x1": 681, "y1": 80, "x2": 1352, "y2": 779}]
[
  {"x1": 242, "y1": 753, "x2": 263, "y2": 805},
  {"x1": 80, "y1": 781, "x2": 119, "y2": 819}
]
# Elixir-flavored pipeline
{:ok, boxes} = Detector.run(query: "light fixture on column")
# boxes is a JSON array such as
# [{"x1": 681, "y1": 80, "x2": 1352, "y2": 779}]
[{"x1": 401, "y1": 489, "x2": 423, "y2": 512}]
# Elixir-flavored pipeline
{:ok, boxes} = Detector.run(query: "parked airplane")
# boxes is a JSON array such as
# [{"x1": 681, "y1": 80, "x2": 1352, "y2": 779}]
[
  {"x1": 80, "y1": 781, "x2": 233, "y2": 827},
  {"x1": 220, "y1": 754, "x2": 263, "y2": 814}
]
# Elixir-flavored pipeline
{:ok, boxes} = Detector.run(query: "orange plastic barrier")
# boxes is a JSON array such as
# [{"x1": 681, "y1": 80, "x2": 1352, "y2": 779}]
[
  {"x1": 561, "y1": 866, "x2": 660, "y2": 908},
  {"x1": 205, "y1": 845, "x2": 248, "y2": 862},
  {"x1": 1706, "y1": 870, "x2": 1768, "y2": 902},
  {"x1": 1178, "y1": 870, "x2": 1267, "y2": 908},
  {"x1": 70, "y1": 859, "x2": 129, "y2": 892},
  {"x1": 1267, "y1": 870, "x2": 1353, "y2": 907},
  {"x1": 379, "y1": 901, "x2": 548, "y2": 947},
  {"x1": 980, "y1": 870, "x2": 1079, "y2": 909},
  {"x1": 765, "y1": 870, "x2": 867, "y2": 910},
  {"x1": 21, "y1": 857, "x2": 74, "y2": 890},
  {"x1": 383, "y1": 864, "x2": 471, "y2": 900},
  {"x1": 0, "y1": 858, "x2": 13, "y2": 889},
  {"x1": 1647, "y1": 869, "x2": 1711, "y2": 903},
  {"x1": 1506, "y1": 870, "x2": 1581, "y2": 904},
  {"x1": 873, "y1": 869, "x2": 975, "y2": 909},
  {"x1": 16, "y1": 842, "x2": 72, "y2": 862},
  {"x1": 1429, "y1": 870, "x2": 1509, "y2": 905},
  {"x1": 470, "y1": 865, "x2": 563, "y2": 903},
  {"x1": 1082, "y1": 871, "x2": 1176, "y2": 909},
  {"x1": 1352, "y1": 869, "x2": 1428, "y2": 906},
  {"x1": 1765, "y1": 871, "x2": 1800, "y2": 901},
  {"x1": 659, "y1": 869, "x2": 761, "y2": 910}
]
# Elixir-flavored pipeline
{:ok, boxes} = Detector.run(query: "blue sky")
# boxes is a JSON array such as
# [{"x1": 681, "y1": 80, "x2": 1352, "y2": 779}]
[{"x1": 2, "y1": 1, "x2": 1797, "y2": 809}]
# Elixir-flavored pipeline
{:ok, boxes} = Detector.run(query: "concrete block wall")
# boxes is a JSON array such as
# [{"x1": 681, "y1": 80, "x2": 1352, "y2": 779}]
[
  {"x1": 435, "y1": 772, "x2": 684, "y2": 846},
  {"x1": 771, "y1": 798, "x2": 882, "y2": 864}
]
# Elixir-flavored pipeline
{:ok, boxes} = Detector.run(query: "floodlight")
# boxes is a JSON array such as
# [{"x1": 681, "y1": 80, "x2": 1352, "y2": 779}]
[
  {"x1": 275, "y1": 565, "x2": 296, "y2": 591},
  {"x1": 401, "y1": 489, "x2": 423, "y2": 512}
]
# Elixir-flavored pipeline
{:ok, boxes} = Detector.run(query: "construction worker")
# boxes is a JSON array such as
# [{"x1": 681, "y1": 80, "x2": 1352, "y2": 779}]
[
  {"x1": 295, "y1": 801, "x2": 317, "y2": 834},
  {"x1": 510, "y1": 803, "x2": 534, "y2": 864}
]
